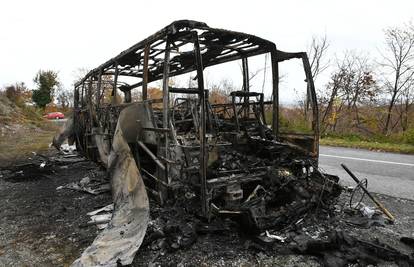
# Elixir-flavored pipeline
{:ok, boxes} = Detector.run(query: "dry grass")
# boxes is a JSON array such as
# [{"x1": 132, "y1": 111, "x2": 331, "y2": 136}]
[
  {"x1": 0, "y1": 94, "x2": 61, "y2": 166},
  {"x1": 0, "y1": 122, "x2": 58, "y2": 167}
]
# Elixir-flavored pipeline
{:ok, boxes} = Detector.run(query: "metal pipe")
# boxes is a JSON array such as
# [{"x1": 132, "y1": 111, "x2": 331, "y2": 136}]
[
  {"x1": 137, "y1": 141, "x2": 165, "y2": 171},
  {"x1": 141, "y1": 168, "x2": 169, "y2": 187}
]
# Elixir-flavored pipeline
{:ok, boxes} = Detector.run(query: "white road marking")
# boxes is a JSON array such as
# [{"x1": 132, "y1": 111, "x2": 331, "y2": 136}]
[{"x1": 319, "y1": 154, "x2": 414, "y2": 167}]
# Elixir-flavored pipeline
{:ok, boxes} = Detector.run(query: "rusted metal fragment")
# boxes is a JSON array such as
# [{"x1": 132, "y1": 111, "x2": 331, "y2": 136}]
[{"x1": 71, "y1": 107, "x2": 149, "y2": 267}]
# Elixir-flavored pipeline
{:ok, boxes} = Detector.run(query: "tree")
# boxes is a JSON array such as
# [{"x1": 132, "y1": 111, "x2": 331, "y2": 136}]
[
  {"x1": 308, "y1": 34, "x2": 330, "y2": 81},
  {"x1": 396, "y1": 78, "x2": 414, "y2": 131},
  {"x1": 307, "y1": 34, "x2": 330, "y2": 116},
  {"x1": 380, "y1": 23, "x2": 414, "y2": 134},
  {"x1": 320, "y1": 60, "x2": 349, "y2": 132},
  {"x1": 32, "y1": 70, "x2": 60, "y2": 109},
  {"x1": 208, "y1": 78, "x2": 235, "y2": 104},
  {"x1": 321, "y1": 52, "x2": 378, "y2": 133},
  {"x1": 56, "y1": 87, "x2": 74, "y2": 109}
]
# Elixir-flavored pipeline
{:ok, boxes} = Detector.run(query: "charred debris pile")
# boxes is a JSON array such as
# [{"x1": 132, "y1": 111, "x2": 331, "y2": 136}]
[
  {"x1": 172, "y1": 135, "x2": 342, "y2": 233},
  {"x1": 136, "y1": 137, "x2": 411, "y2": 266},
  {"x1": 2, "y1": 147, "x2": 414, "y2": 266},
  {"x1": 130, "y1": 134, "x2": 412, "y2": 266}
]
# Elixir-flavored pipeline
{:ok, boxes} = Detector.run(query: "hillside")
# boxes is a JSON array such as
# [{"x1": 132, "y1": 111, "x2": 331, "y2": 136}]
[{"x1": 0, "y1": 95, "x2": 58, "y2": 166}]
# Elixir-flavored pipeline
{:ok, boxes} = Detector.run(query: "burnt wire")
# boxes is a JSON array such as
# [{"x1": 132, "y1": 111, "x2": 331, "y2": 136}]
[{"x1": 349, "y1": 178, "x2": 367, "y2": 209}]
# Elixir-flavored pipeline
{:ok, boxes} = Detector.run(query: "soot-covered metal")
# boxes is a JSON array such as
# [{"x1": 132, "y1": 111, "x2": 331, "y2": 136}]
[{"x1": 54, "y1": 20, "x2": 343, "y2": 266}]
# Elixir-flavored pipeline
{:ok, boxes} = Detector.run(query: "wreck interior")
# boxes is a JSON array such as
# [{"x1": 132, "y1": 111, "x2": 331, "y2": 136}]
[{"x1": 71, "y1": 20, "x2": 339, "y2": 233}]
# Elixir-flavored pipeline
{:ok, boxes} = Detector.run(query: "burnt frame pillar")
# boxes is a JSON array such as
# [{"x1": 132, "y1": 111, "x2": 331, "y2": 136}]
[
  {"x1": 272, "y1": 49, "x2": 319, "y2": 160},
  {"x1": 191, "y1": 31, "x2": 208, "y2": 217},
  {"x1": 300, "y1": 52, "x2": 320, "y2": 160},
  {"x1": 96, "y1": 70, "x2": 102, "y2": 108},
  {"x1": 87, "y1": 77, "x2": 94, "y2": 126},
  {"x1": 124, "y1": 90, "x2": 132, "y2": 103},
  {"x1": 81, "y1": 83, "x2": 85, "y2": 108},
  {"x1": 270, "y1": 46, "x2": 279, "y2": 136},
  {"x1": 74, "y1": 86, "x2": 80, "y2": 109},
  {"x1": 242, "y1": 57, "x2": 250, "y2": 118},
  {"x1": 142, "y1": 44, "x2": 150, "y2": 101},
  {"x1": 158, "y1": 37, "x2": 171, "y2": 205},
  {"x1": 113, "y1": 63, "x2": 119, "y2": 103}
]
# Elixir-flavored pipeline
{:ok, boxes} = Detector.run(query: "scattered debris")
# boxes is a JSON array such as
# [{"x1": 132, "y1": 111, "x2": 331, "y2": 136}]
[
  {"x1": 265, "y1": 231, "x2": 287, "y2": 243},
  {"x1": 87, "y1": 214, "x2": 112, "y2": 229},
  {"x1": 295, "y1": 230, "x2": 414, "y2": 267},
  {"x1": 342, "y1": 164, "x2": 395, "y2": 222},
  {"x1": 84, "y1": 204, "x2": 114, "y2": 230},
  {"x1": 0, "y1": 160, "x2": 54, "y2": 182},
  {"x1": 60, "y1": 143, "x2": 77, "y2": 154},
  {"x1": 86, "y1": 204, "x2": 114, "y2": 216},
  {"x1": 56, "y1": 176, "x2": 110, "y2": 195},
  {"x1": 360, "y1": 204, "x2": 376, "y2": 218},
  {"x1": 1, "y1": 148, "x2": 413, "y2": 266}
]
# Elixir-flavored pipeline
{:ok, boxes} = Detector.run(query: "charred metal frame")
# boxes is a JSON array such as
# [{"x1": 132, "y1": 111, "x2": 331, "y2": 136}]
[{"x1": 73, "y1": 20, "x2": 320, "y2": 218}]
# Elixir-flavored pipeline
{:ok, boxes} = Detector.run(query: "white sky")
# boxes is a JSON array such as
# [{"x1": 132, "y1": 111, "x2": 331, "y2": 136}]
[{"x1": 1, "y1": 0, "x2": 413, "y2": 97}]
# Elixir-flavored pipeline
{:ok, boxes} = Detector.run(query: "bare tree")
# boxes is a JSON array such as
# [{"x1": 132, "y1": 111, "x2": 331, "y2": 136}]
[
  {"x1": 71, "y1": 67, "x2": 90, "y2": 85},
  {"x1": 320, "y1": 59, "x2": 348, "y2": 132},
  {"x1": 308, "y1": 34, "x2": 330, "y2": 81},
  {"x1": 396, "y1": 78, "x2": 414, "y2": 131},
  {"x1": 380, "y1": 23, "x2": 414, "y2": 134},
  {"x1": 56, "y1": 87, "x2": 74, "y2": 109},
  {"x1": 321, "y1": 52, "x2": 378, "y2": 133},
  {"x1": 306, "y1": 34, "x2": 330, "y2": 118}
]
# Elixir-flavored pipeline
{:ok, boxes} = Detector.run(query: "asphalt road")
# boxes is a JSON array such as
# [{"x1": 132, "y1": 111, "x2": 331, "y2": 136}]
[{"x1": 319, "y1": 146, "x2": 414, "y2": 200}]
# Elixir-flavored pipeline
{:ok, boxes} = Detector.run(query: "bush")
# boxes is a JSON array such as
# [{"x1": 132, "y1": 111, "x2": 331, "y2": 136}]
[
  {"x1": 403, "y1": 128, "x2": 414, "y2": 145},
  {"x1": 323, "y1": 132, "x2": 364, "y2": 141},
  {"x1": 3, "y1": 83, "x2": 31, "y2": 107},
  {"x1": 5, "y1": 86, "x2": 19, "y2": 102}
]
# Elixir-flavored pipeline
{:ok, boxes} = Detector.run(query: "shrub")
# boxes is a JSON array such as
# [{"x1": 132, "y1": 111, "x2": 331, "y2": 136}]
[
  {"x1": 3, "y1": 83, "x2": 31, "y2": 107},
  {"x1": 403, "y1": 128, "x2": 414, "y2": 145}
]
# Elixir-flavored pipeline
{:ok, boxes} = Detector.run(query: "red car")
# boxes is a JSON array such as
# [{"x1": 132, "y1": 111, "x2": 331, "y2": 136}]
[{"x1": 43, "y1": 112, "x2": 65, "y2": 120}]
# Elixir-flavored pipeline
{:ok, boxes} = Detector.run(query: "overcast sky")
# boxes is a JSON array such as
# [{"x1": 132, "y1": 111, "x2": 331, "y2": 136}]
[{"x1": 1, "y1": 0, "x2": 413, "y2": 93}]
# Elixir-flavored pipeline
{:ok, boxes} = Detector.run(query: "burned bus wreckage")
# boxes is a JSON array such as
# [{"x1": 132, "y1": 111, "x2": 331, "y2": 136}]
[{"x1": 54, "y1": 20, "x2": 350, "y2": 266}]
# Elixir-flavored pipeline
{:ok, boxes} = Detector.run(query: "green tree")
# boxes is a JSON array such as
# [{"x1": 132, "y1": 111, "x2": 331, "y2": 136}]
[{"x1": 32, "y1": 70, "x2": 60, "y2": 109}]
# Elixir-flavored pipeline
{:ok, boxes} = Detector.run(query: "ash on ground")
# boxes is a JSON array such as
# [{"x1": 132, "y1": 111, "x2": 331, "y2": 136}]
[{"x1": 0, "y1": 149, "x2": 413, "y2": 266}]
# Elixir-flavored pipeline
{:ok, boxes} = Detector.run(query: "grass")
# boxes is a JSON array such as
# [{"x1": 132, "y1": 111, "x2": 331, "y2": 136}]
[
  {"x1": 0, "y1": 95, "x2": 59, "y2": 167},
  {"x1": 320, "y1": 135, "x2": 414, "y2": 154},
  {"x1": 0, "y1": 123, "x2": 58, "y2": 167}
]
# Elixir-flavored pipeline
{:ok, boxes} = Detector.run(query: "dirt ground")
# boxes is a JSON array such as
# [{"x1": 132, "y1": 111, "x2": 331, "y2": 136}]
[{"x1": 0, "y1": 148, "x2": 413, "y2": 267}]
